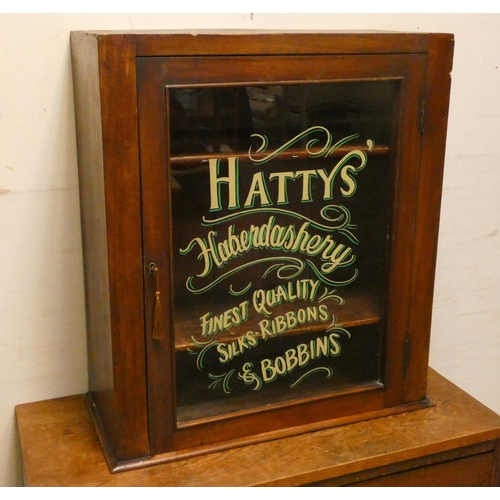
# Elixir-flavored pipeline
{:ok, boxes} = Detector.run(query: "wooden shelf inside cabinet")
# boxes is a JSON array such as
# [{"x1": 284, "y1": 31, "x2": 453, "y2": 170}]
[
  {"x1": 170, "y1": 144, "x2": 391, "y2": 169},
  {"x1": 174, "y1": 286, "x2": 382, "y2": 351}
]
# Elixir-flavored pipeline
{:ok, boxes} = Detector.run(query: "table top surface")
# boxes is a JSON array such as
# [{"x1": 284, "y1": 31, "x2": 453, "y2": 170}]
[{"x1": 16, "y1": 368, "x2": 500, "y2": 486}]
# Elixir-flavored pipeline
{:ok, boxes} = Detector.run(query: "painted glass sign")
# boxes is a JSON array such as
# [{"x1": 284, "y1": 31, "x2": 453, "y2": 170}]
[{"x1": 169, "y1": 82, "x2": 396, "y2": 424}]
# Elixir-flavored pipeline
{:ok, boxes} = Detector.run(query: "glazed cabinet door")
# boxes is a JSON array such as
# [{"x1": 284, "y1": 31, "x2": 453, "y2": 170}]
[{"x1": 137, "y1": 53, "x2": 427, "y2": 454}]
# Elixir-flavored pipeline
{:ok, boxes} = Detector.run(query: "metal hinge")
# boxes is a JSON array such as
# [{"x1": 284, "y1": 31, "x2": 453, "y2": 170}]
[
  {"x1": 403, "y1": 337, "x2": 411, "y2": 374},
  {"x1": 419, "y1": 97, "x2": 427, "y2": 135}
]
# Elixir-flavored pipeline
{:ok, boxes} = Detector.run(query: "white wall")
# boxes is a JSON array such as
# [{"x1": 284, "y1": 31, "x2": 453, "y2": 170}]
[{"x1": 1, "y1": 13, "x2": 499, "y2": 486}]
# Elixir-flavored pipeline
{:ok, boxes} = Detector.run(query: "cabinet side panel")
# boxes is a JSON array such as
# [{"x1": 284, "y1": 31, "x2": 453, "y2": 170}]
[
  {"x1": 71, "y1": 33, "x2": 149, "y2": 462},
  {"x1": 97, "y1": 35, "x2": 149, "y2": 461},
  {"x1": 71, "y1": 32, "x2": 114, "y2": 422},
  {"x1": 404, "y1": 34, "x2": 454, "y2": 402}
]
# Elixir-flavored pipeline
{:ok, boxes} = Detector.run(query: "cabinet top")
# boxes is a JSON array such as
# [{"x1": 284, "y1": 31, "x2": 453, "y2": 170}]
[
  {"x1": 70, "y1": 29, "x2": 452, "y2": 34},
  {"x1": 70, "y1": 30, "x2": 454, "y2": 57}
]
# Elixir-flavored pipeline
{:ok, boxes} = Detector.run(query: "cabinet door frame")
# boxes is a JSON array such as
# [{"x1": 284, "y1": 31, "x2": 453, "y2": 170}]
[{"x1": 137, "y1": 52, "x2": 431, "y2": 455}]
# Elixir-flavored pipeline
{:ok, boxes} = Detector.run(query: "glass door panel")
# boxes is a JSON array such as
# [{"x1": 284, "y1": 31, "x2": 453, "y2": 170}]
[{"x1": 169, "y1": 81, "x2": 398, "y2": 424}]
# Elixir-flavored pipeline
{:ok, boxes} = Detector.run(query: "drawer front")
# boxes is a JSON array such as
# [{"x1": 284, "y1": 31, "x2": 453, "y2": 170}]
[{"x1": 353, "y1": 452, "x2": 494, "y2": 487}]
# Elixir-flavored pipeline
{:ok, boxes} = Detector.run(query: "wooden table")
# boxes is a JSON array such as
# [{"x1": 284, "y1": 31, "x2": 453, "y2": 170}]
[{"x1": 16, "y1": 369, "x2": 500, "y2": 486}]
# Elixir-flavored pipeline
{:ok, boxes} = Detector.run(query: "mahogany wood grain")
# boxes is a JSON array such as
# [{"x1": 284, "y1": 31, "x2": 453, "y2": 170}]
[
  {"x1": 402, "y1": 34, "x2": 455, "y2": 404},
  {"x1": 71, "y1": 32, "x2": 115, "y2": 437},
  {"x1": 131, "y1": 31, "x2": 433, "y2": 57},
  {"x1": 71, "y1": 32, "x2": 149, "y2": 462},
  {"x1": 16, "y1": 370, "x2": 500, "y2": 486},
  {"x1": 352, "y1": 453, "x2": 494, "y2": 487},
  {"x1": 70, "y1": 30, "x2": 455, "y2": 469},
  {"x1": 135, "y1": 50, "x2": 176, "y2": 457}
]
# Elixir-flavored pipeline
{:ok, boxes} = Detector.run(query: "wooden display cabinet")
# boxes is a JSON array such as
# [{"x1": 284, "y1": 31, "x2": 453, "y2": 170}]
[{"x1": 70, "y1": 30, "x2": 454, "y2": 472}]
